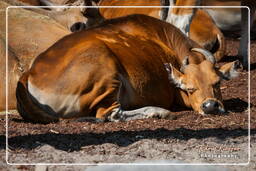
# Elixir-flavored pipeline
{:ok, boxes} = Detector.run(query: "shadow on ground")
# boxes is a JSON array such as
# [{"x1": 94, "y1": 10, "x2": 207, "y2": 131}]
[
  {"x1": 3, "y1": 128, "x2": 254, "y2": 152},
  {"x1": 250, "y1": 62, "x2": 256, "y2": 71},
  {"x1": 223, "y1": 98, "x2": 250, "y2": 113}
]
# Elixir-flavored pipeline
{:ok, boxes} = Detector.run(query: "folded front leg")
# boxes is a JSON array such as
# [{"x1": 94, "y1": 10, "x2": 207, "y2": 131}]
[{"x1": 108, "y1": 106, "x2": 175, "y2": 122}]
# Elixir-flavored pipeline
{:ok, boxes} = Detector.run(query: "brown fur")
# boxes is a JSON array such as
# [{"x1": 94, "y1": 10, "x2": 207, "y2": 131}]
[
  {"x1": 190, "y1": 9, "x2": 226, "y2": 61},
  {"x1": 16, "y1": 15, "x2": 238, "y2": 123},
  {"x1": 0, "y1": 1, "x2": 69, "y2": 111},
  {"x1": 18, "y1": 0, "x2": 41, "y2": 5},
  {"x1": 97, "y1": 0, "x2": 225, "y2": 61}
]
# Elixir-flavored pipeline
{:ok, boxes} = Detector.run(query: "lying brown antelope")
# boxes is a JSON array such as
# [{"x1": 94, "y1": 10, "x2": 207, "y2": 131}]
[
  {"x1": 0, "y1": 0, "x2": 96, "y2": 111},
  {"x1": 16, "y1": 14, "x2": 241, "y2": 123}
]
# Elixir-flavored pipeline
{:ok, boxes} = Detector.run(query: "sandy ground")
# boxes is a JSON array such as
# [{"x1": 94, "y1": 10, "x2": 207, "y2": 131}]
[{"x1": 0, "y1": 39, "x2": 255, "y2": 170}]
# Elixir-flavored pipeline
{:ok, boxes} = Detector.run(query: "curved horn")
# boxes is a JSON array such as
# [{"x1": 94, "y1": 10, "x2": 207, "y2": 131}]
[{"x1": 191, "y1": 48, "x2": 216, "y2": 64}]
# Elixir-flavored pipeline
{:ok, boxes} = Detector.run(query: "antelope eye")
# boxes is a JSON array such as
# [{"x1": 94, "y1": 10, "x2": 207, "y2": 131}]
[{"x1": 187, "y1": 88, "x2": 197, "y2": 94}]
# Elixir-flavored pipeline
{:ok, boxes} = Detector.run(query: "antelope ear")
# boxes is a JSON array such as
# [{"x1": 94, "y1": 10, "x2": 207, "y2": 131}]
[
  {"x1": 164, "y1": 63, "x2": 187, "y2": 90},
  {"x1": 219, "y1": 60, "x2": 242, "y2": 80}
]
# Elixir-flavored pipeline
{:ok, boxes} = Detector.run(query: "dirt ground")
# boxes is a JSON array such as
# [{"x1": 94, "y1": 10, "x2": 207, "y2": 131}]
[{"x1": 0, "y1": 38, "x2": 255, "y2": 170}]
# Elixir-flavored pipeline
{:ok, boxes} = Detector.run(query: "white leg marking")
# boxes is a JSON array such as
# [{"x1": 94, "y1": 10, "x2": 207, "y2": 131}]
[
  {"x1": 108, "y1": 106, "x2": 173, "y2": 122},
  {"x1": 158, "y1": 0, "x2": 174, "y2": 19},
  {"x1": 166, "y1": 13, "x2": 193, "y2": 36}
]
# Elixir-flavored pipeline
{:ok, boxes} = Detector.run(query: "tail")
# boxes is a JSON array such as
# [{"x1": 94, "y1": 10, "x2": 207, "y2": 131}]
[
  {"x1": 213, "y1": 32, "x2": 226, "y2": 62},
  {"x1": 16, "y1": 72, "x2": 59, "y2": 123}
]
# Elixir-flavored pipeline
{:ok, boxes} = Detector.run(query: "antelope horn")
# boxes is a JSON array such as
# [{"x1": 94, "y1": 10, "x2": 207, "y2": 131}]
[{"x1": 191, "y1": 48, "x2": 216, "y2": 64}]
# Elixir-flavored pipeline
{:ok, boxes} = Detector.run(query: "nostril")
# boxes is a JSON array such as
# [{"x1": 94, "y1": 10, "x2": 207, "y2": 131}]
[
  {"x1": 201, "y1": 100, "x2": 221, "y2": 114},
  {"x1": 70, "y1": 22, "x2": 86, "y2": 32},
  {"x1": 213, "y1": 101, "x2": 219, "y2": 108}
]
